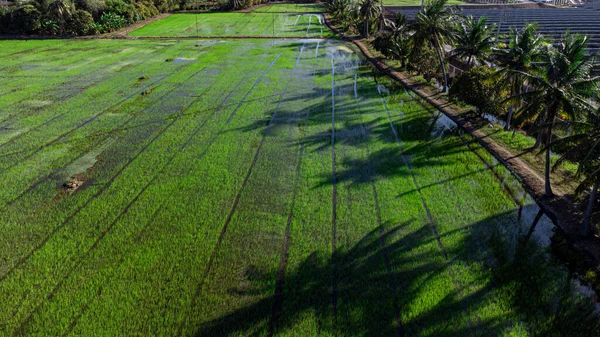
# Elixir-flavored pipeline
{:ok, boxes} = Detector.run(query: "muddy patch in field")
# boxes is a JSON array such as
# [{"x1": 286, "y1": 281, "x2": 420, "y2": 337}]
[
  {"x1": 59, "y1": 139, "x2": 115, "y2": 192},
  {"x1": 174, "y1": 57, "x2": 196, "y2": 63},
  {"x1": 25, "y1": 100, "x2": 53, "y2": 108}
]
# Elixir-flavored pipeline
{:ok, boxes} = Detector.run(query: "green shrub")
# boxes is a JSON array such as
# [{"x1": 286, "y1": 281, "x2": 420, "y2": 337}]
[
  {"x1": 99, "y1": 11, "x2": 127, "y2": 31},
  {"x1": 75, "y1": 0, "x2": 106, "y2": 16},
  {"x1": 40, "y1": 18, "x2": 60, "y2": 35},
  {"x1": 409, "y1": 44, "x2": 441, "y2": 83},
  {"x1": 104, "y1": 0, "x2": 136, "y2": 24},
  {"x1": 449, "y1": 66, "x2": 507, "y2": 116},
  {"x1": 66, "y1": 9, "x2": 94, "y2": 35},
  {"x1": 0, "y1": 7, "x2": 10, "y2": 33},
  {"x1": 10, "y1": 5, "x2": 42, "y2": 34}
]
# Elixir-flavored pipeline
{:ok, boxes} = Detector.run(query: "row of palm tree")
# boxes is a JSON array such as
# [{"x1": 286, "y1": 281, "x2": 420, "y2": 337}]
[{"x1": 328, "y1": 0, "x2": 600, "y2": 236}]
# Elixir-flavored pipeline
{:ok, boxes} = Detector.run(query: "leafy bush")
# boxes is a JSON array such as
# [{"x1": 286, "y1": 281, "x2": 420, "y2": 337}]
[
  {"x1": 10, "y1": 5, "x2": 43, "y2": 34},
  {"x1": 449, "y1": 66, "x2": 507, "y2": 116},
  {"x1": 40, "y1": 18, "x2": 60, "y2": 35},
  {"x1": 99, "y1": 11, "x2": 127, "y2": 31},
  {"x1": 134, "y1": 0, "x2": 159, "y2": 21},
  {"x1": 66, "y1": 9, "x2": 94, "y2": 35},
  {"x1": 409, "y1": 44, "x2": 441, "y2": 83},
  {"x1": 74, "y1": 0, "x2": 106, "y2": 16},
  {"x1": 104, "y1": 0, "x2": 136, "y2": 24}
]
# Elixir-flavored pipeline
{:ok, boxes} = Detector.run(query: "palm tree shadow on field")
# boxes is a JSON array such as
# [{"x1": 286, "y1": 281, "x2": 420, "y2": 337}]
[{"x1": 191, "y1": 206, "x2": 600, "y2": 337}]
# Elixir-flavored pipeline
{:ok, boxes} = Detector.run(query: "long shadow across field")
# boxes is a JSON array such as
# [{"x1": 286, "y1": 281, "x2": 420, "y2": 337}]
[{"x1": 192, "y1": 206, "x2": 600, "y2": 337}]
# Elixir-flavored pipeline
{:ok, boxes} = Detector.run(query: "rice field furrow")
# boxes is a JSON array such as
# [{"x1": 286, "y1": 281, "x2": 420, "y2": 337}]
[
  {"x1": 0, "y1": 56, "x2": 183, "y2": 156},
  {"x1": 0, "y1": 43, "x2": 262, "y2": 211},
  {"x1": 0, "y1": 43, "x2": 177, "y2": 127}
]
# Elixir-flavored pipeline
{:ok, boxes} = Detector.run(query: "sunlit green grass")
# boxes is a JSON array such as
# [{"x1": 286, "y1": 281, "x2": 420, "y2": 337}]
[
  {"x1": 253, "y1": 3, "x2": 325, "y2": 12},
  {"x1": 129, "y1": 13, "x2": 330, "y2": 37},
  {"x1": 0, "y1": 38, "x2": 597, "y2": 337}
]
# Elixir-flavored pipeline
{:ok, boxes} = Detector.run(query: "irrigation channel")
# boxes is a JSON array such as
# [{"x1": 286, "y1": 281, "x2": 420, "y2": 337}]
[{"x1": 0, "y1": 33, "x2": 598, "y2": 335}]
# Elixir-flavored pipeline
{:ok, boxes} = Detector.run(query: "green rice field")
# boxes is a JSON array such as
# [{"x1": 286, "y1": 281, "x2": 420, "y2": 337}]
[
  {"x1": 253, "y1": 3, "x2": 325, "y2": 12},
  {"x1": 129, "y1": 13, "x2": 329, "y2": 37},
  {"x1": 0, "y1": 7, "x2": 598, "y2": 337}
]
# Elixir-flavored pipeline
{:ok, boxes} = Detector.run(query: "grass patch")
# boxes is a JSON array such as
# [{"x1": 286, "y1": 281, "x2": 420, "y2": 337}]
[{"x1": 128, "y1": 12, "x2": 330, "y2": 37}]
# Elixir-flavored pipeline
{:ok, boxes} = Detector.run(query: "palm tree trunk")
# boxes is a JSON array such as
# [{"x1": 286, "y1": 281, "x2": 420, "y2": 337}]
[
  {"x1": 523, "y1": 208, "x2": 544, "y2": 246},
  {"x1": 544, "y1": 127, "x2": 553, "y2": 197},
  {"x1": 504, "y1": 78, "x2": 518, "y2": 131},
  {"x1": 582, "y1": 180, "x2": 599, "y2": 237},
  {"x1": 505, "y1": 106, "x2": 513, "y2": 131},
  {"x1": 433, "y1": 38, "x2": 448, "y2": 92}
]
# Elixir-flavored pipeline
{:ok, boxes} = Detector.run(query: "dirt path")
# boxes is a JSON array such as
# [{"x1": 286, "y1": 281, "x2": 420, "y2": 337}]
[{"x1": 322, "y1": 16, "x2": 600, "y2": 273}]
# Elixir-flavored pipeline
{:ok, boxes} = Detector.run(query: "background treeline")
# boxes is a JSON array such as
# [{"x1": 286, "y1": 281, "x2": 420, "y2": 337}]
[
  {"x1": 0, "y1": 0, "x2": 205, "y2": 35},
  {"x1": 0, "y1": 0, "x2": 320, "y2": 35}
]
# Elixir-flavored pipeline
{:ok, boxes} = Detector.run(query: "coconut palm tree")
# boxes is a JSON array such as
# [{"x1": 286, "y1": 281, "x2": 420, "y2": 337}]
[
  {"x1": 551, "y1": 110, "x2": 600, "y2": 236},
  {"x1": 374, "y1": 13, "x2": 411, "y2": 66},
  {"x1": 451, "y1": 16, "x2": 496, "y2": 68},
  {"x1": 411, "y1": 0, "x2": 460, "y2": 92},
  {"x1": 513, "y1": 32, "x2": 600, "y2": 197},
  {"x1": 359, "y1": 0, "x2": 380, "y2": 38},
  {"x1": 493, "y1": 23, "x2": 546, "y2": 131},
  {"x1": 48, "y1": 0, "x2": 71, "y2": 34}
]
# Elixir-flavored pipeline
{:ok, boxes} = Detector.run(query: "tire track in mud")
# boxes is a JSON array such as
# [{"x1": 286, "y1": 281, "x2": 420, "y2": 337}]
[
  {"x1": 354, "y1": 74, "x2": 405, "y2": 337},
  {"x1": 0, "y1": 52, "x2": 270, "y2": 284},
  {"x1": 329, "y1": 53, "x2": 339, "y2": 331},
  {"x1": 375, "y1": 80, "x2": 448, "y2": 260},
  {"x1": 182, "y1": 44, "x2": 307, "y2": 333},
  {"x1": 2, "y1": 49, "x2": 266, "y2": 208},
  {"x1": 267, "y1": 43, "x2": 318, "y2": 337}
]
